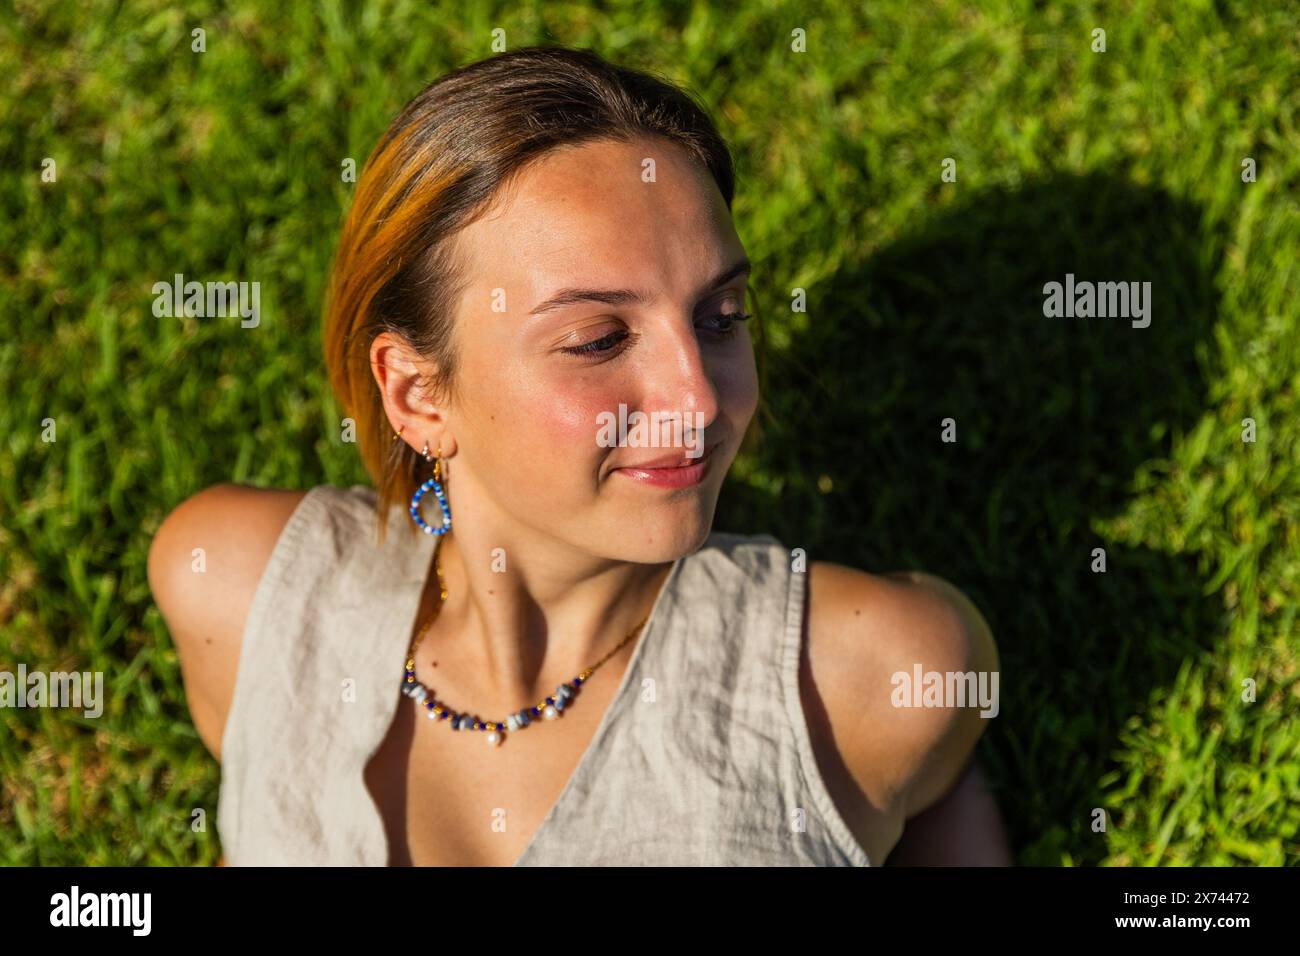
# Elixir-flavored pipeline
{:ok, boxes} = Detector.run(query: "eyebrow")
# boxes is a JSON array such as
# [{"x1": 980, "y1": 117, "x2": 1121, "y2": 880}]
[{"x1": 527, "y1": 256, "x2": 752, "y2": 318}]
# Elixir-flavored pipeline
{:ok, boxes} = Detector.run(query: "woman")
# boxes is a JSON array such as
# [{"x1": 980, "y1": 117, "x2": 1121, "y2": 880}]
[{"x1": 147, "y1": 45, "x2": 1011, "y2": 866}]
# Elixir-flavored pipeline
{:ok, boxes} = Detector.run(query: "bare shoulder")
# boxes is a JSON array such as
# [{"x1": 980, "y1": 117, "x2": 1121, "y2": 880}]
[
  {"x1": 146, "y1": 483, "x2": 309, "y2": 761},
  {"x1": 803, "y1": 561, "x2": 1000, "y2": 856}
]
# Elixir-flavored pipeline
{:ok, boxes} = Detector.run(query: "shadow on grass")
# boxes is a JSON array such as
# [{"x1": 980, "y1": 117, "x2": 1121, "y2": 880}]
[{"x1": 718, "y1": 171, "x2": 1224, "y2": 865}]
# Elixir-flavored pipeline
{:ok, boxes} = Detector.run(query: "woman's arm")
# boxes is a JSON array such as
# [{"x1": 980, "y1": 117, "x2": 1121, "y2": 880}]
[
  {"x1": 806, "y1": 563, "x2": 1011, "y2": 865},
  {"x1": 147, "y1": 483, "x2": 306, "y2": 762},
  {"x1": 881, "y1": 573, "x2": 1013, "y2": 864},
  {"x1": 885, "y1": 755, "x2": 1014, "y2": 865}
]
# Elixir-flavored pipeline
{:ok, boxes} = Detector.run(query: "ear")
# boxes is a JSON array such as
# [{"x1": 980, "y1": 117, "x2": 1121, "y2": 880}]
[{"x1": 369, "y1": 330, "x2": 457, "y2": 458}]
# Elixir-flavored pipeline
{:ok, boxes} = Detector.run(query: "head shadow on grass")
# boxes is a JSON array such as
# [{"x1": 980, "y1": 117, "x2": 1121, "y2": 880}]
[{"x1": 717, "y1": 170, "x2": 1225, "y2": 865}]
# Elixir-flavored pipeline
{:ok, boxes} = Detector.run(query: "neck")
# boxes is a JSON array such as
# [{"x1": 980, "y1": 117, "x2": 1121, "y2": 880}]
[{"x1": 417, "y1": 504, "x2": 678, "y2": 707}]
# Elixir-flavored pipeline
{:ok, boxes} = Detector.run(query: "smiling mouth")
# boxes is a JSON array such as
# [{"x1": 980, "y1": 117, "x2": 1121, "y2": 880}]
[
  {"x1": 614, "y1": 441, "x2": 719, "y2": 471},
  {"x1": 608, "y1": 439, "x2": 722, "y2": 486}
]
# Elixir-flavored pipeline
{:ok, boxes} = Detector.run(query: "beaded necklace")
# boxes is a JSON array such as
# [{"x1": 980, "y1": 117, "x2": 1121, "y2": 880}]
[{"x1": 400, "y1": 542, "x2": 652, "y2": 747}]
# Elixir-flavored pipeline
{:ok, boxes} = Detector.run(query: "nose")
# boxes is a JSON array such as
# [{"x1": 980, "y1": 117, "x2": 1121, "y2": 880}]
[{"x1": 638, "y1": 317, "x2": 722, "y2": 441}]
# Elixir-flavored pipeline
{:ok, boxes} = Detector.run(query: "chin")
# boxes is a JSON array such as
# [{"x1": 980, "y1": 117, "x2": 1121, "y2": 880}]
[{"x1": 613, "y1": 502, "x2": 718, "y2": 564}]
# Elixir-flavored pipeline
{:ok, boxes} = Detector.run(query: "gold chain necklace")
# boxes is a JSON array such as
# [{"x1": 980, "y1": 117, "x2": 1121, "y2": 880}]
[{"x1": 400, "y1": 543, "x2": 652, "y2": 747}]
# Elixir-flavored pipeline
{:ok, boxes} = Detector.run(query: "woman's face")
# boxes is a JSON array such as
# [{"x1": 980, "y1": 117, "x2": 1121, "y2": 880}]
[{"x1": 437, "y1": 135, "x2": 759, "y2": 563}]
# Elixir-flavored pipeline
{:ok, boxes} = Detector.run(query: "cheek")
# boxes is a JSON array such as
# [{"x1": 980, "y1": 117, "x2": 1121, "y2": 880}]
[
  {"x1": 479, "y1": 359, "x2": 613, "y2": 460},
  {"x1": 713, "y1": 344, "x2": 760, "y2": 420},
  {"x1": 537, "y1": 381, "x2": 615, "y2": 456}
]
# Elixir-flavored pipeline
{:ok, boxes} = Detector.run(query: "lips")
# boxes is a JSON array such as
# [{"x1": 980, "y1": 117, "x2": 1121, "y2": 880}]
[
  {"x1": 611, "y1": 440, "x2": 718, "y2": 489},
  {"x1": 615, "y1": 441, "x2": 718, "y2": 471}
]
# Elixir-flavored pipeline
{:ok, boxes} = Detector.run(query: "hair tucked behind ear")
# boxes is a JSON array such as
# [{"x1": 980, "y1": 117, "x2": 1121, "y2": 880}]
[{"x1": 323, "y1": 44, "x2": 759, "y2": 544}]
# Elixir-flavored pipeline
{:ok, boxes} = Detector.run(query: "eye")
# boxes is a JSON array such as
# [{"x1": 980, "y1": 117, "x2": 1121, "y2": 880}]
[
  {"x1": 699, "y1": 310, "x2": 754, "y2": 338},
  {"x1": 560, "y1": 329, "x2": 630, "y2": 357}
]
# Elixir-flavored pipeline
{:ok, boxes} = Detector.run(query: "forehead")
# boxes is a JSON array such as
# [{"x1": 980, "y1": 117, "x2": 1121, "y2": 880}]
[{"x1": 452, "y1": 136, "x2": 739, "y2": 301}]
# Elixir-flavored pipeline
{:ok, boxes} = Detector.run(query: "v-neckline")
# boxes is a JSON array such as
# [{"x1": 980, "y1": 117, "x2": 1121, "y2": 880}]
[{"x1": 362, "y1": 528, "x2": 690, "y2": 867}]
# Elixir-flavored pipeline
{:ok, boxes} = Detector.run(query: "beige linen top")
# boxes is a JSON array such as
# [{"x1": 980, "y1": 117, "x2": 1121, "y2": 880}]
[{"x1": 217, "y1": 483, "x2": 872, "y2": 866}]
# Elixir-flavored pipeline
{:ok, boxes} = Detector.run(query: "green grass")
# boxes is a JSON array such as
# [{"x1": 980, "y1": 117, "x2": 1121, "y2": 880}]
[{"x1": 1, "y1": 0, "x2": 1297, "y2": 865}]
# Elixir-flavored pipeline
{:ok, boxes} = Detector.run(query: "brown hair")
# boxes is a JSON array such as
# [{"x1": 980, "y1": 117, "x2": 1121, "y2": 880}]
[{"x1": 323, "y1": 44, "x2": 761, "y2": 544}]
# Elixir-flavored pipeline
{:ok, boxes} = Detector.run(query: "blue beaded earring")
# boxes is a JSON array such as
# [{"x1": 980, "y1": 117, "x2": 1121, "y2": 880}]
[{"x1": 409, "y1": 441, "x2": 452, "y2": 536}]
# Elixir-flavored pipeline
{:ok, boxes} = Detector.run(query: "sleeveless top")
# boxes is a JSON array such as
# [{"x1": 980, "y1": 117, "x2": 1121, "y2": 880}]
[{"x1": 217, "y1": 483, "x2": 872, "y2": 866}]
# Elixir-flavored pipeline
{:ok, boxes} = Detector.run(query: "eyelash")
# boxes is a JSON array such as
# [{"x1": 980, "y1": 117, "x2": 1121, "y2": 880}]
[{"x1": 560, "y1": 312, "x2": 754, "y2": 357}]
